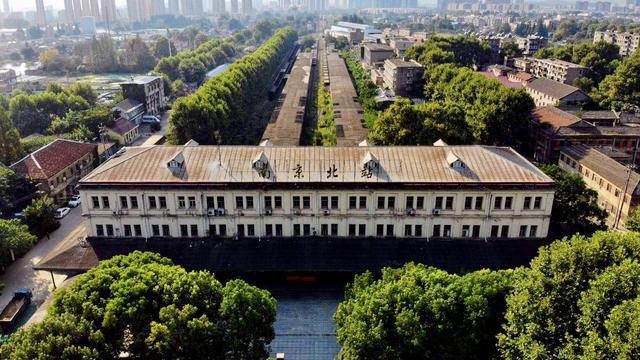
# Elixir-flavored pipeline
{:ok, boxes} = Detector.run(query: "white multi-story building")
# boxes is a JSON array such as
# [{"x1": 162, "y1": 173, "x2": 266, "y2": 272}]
[
  {"x1": 78, "y1": 145, "x2": 555, "y2": 240},
  {"x1": 594, "y1": 30, "x2": 640, "y2": 57}
]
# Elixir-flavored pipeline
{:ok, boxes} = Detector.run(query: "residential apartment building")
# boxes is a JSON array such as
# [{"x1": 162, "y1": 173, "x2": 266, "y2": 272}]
[
  {"x1": 593, "y1": 30, "x2": 640, "y2": 57},
  {"x1": 524, "y1": 78, "x2": 589, "y2": 107},
  {"x1": 107, "y1": 118, "x2": 140, "y2": 145},
  {"x1": 382, "y1": 57, "x2": 424, "y2": 97},
  {"x1": 362, "y1": 43, "x2": 394, "y2": 67},
  {"x1": 11, "y1": 139, "x2": 98, "y2": 203},
  {"x1": 528, "y1": 58, "x2": 588, "y2": 85},
  {"x1": 120, "y1": 76, "x2": 165, "y2": 116},
  {"x1": 78, "y1": 145, "x2": 555, "y2": 241},
  {"x1": 559, "y1": 144, "x2": 640, "y2": 228},
  {"x1": 530, "y1": 106, "x2": 640, "y2": 164},
  {"x1": 516, "y1": 35, "x2": 548, "y2": 55}
]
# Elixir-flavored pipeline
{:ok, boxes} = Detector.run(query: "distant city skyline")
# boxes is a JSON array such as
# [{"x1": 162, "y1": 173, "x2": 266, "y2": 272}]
[{"x1": 5, "y1": 0, "x2": 127, "y2": 11}]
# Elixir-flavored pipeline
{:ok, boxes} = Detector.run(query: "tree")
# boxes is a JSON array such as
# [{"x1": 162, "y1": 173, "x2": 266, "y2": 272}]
[
  {"x1": 9, "y1": 93, "x2": 47, "y2": 136},
  {"x1": 0, "y1": 219, "x2": 37, "y2": 268},
  {"x1": 152, "y1": 36, "x2": 176, "y2": 59},
  {"x1": 499, "y1": 40, "x2": 522, "y2": 59},
  {"x1": 22, "y1": 195, "x2": 58, "y2": 237},
  {"x1": 626, "y1": 208, "x2": 640, "y2": 232},
  {"x1": 498, "y1": 231, "x2": 640, "y2": 359},
  {"x1": 0, "y1": 251, "x2": 278, "y2": 360},
  {"x1": 335, "y1": 263, "x2": 515, "y2": 359},
  {"x1": 26, "y1": 26, "x2": 44, "y2": 40},
  {"x1": 0, "y1": 109, "x2": 22, "y2": 165},
  {"x1": 595, "y1": 51, "x2": 640, "y2": 109},
  {"x1": 39, "y1": 48, "x2": 64, "y2": 72},
  {"x1": 120, "y1": 36, "x2": 156, "y2": 72},
  {"x1": 20, "y1": 46, "x2": 36, "y2": 61},
  {"x1": 69, "y1": 83, "x2": 98, "y2": 105},
  {"x1": 539, "y1": 164, "x2": 607, "y2": 237},
  {"x1": 405, "y1": 35, "x2": 492, "y2": 70}
]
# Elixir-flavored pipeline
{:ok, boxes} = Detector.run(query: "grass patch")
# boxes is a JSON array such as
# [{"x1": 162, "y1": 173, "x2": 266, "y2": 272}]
[{"x1": 314, "y1": 84, "x2": 337, "y2": 146}]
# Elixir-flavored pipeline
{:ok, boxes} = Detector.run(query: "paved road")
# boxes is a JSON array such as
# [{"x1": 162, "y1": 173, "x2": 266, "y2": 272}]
[
  {"x1": 131, "y1": 111, "x2": 171, "y2": 146},
  {"x1": 0, "y1": 207, "x2": 84, "y2": 313}
]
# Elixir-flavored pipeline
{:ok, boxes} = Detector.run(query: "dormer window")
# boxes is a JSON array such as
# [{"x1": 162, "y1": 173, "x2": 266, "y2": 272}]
[
  {"x1": 447, "y1": 152, "x2": 465, "y2": 169},
  {"x1": 362, "y1": 151, "x2": 379, "y2": 170},
  {"x1": 167, "y1": 152, "x2": 186, "y2": 171}
]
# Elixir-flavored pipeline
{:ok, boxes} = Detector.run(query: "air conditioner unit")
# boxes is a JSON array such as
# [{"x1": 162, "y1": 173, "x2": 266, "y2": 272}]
[
  {"x1": 406, "y1": 208, "x2": 416, "y2": 216},
  {"x1": 293, "y1": 208, "x2": 301, "y2": 215},
  {"x1": 432, "y1": 208, "x2": 442, "y2": 216},
  {"x1": 216, "y1": 208, "x2": 225, "y2": 216},
  {"x1": 265, "y1": 208, "x2": 273, "y2": 216},
  {"x1": 323, "y1": 209, "x2": 330, "y2": 216},
  {"x1": 207, "y1": 208, "x2": 216, "y2": 216}
]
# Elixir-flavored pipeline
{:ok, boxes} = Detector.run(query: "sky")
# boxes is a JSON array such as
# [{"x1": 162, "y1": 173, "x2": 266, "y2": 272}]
[{"x1": 8, "y1": 0, "x2": 127, "y2": 12}]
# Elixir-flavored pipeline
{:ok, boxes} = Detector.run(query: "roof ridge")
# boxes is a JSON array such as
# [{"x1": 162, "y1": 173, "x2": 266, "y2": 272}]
[{"x1": 82, "y1": 146, "x2": 157, "y2": 181}]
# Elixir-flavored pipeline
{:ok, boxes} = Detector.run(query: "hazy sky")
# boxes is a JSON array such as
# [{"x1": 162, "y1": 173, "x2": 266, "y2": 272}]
[{"x1": 8, "y1": 0, "x2": 127, "y2": 12}]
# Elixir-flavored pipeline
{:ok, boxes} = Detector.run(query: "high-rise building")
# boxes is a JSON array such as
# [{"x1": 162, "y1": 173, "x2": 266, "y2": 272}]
[
  {"x1": 180, "y1": 0, "x2": 204, "y2": 15},
  {"x1": 152, "y1": 0, "x2": 166, "y2": 15},
  {"x1": 64, "y1": 0, "x2": 75, "y2": 22},
  {"x1": 194, "y1": 0, "x2": 204, "y2": 13},
  {"x1": 169, "y1": 0, "x2": 180, "y2": 14},
  {"x1": 3, "y1": 0, "x2": 9, "y2": 14},
  {"x1": 242, "y1": 0, "x2": 252, "y2": 13},
  {"x1": 35, "y1": 0, "x2": 46, "y2": 25},
  {"x1": 212, "y1": 0, "x2": 225, "y2": 13},
  {"x1": 73, "y1": 0, "x2": 83, "y2": 21},
  {"x1": 231, "y1": 0, "x2": 239, "y2": 13},
  {"x1": 101, "y1": 0, "x2": 117, "y2": 22},
  {"x1": 127, "y1": 0, "x2": 140, "y2": 21}
]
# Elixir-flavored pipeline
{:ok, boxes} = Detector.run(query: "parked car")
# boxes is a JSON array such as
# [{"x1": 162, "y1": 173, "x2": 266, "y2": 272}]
[
  {"x1": 0, "y1": 288, "x2": 32, "y2": 334},
  {"x1": 54, "y1": 207, "x2": 71, "y2": 219},
  {"x1": 141, "y1": 115, "x2": 161, "y2": 124},
  {"x1": 11, "y1": 212, "x2": 23, "y2": 219},
  {"x1": 68, "y1": 195, "x2": 81, "y2": 208}
]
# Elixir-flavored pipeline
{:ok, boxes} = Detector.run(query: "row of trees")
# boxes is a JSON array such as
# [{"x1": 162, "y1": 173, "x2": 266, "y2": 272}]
[
  {"x1": 167, "y1": 27, "x2": 298, "y2": 145},
  {"x1": 335, "y1": 230, "x2": 640, "y2": 359},
  {"x1": 339, "y1": 50, "x2": 379, "y2": 127},
  {"x1": 370, "y1": 63, "x2": 534, "y2": 151},
  {"x1": 1, "y1": 251, "x2": 277, "y2": 360}
]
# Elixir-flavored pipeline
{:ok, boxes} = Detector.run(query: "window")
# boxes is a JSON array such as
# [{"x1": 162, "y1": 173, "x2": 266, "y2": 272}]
[
  {"x1": 443, "y1": 225, "x2": 452, "y2": 237},
  {"x1": 178, "y1": 196, "x2": 186, "y2": 209},
  {"x1": 275, "y1": 224, "x2": 282, "y2": 236},
  {"x1": 491, "y1": 225, "x2": 499, "y2": 237},
  {"x1": 209, "y1": 225, "x2": 216, "y2": 236},
  {"x1": 265, "y1": 224, "x2": 273, "y2": 236},
  {"x1": 388, "y1": 197, "x2": 395, "y2": 209},
  {"x1": 349, "y1": 224, "x2": 356, "y2": 236},
  {"x1": 494, "y1": 196, "x2": 502, "y2": 209},
  {"x1": 96, "y1": 224, "x2": 104, "y2": 236},
  {"x1": 130, "y1": 196, "x2": 139, "y2": 209},
  {"x1": 274, "y1": 196, "x2": 282, "y2": 208},
  {"x1": 245, "y1": 196, "x2": 254, "y2": 209},
  {"x1": 159, "y1": 196, "x2": 167, "y2": 209},
  {"x1": 331, "y1": 196, "x2": 339, "y2": 209},
  {"x1": 162, "y1": 225, "x2": 170, "y2": 236},
  {"x1": 331, "y1": 224, "x2": 338, "y2": 236},
  {"x1": 501, "y1": 225, "x2": 510, "y2": 238},
  {"x1": 206, "y1": 196, "x2": 215, "y2": 209},
  {"x1": 152, "y1": 225, "x2": 160, "y2": 236},
  {"x1": 134, "y1": 225, "x2": 142, "y2": 236},
  {"x1": 519, "y1": 225, "x2": 527, "y2": 237},
  {"x1": 120, "y1": 196, "x2": 128, "y2": 209},
  {"x1": 265, "y1": 196, "x2": 273, "y2": 208},
  {"x1": 462, "y1": 225, "x2": 471, "y2": 237},
  {"x1": 235, "y1": 196, "x2": 243, "y2": 209},
  {"x1": 302, "y1": 196, "x2": 310, "y2": 209},
  {"x1": 445, "y1": 196, "x2": 454, "y2": 210},
  {"x1": 435, "y1": 196, "x2": 443, "y2": 209},
  {"x1": 303, "y1": 224, "x2": 310, "y2": 236},
  {"x1": 92, "y1": 196, "x2": 100, "y2": 208},
  {"x1": 385, "y1": 224, "x2": 393, "y2": 236},
  {"x1": 475, "y1": 197, "x2": 483, "y2": 210},
  {"x1": 533, "y1": 196, "x2": 542, "y2": 209},
  {"x1": 219, "y1": 225, "x2": 227, "y2": 236},
  {"x1": 106, "y1": 224, "x2": 114, "y2": 236},
  {"x1": 180, "y1": 225, "x2": 188, "y2": 237},
  {"x1": 321, "y1": 224, "x2": 329, "y2": 236},
  {"x1": 124, "y1": 224, "x2": 132, "y2": 236},
  {"x1": 359, "y1": 196, "x2": 367, "y2": 209},
  {"x1": 529, "y1": 225, "x2": 538, "y2": 238},
  {"x1": 523, "y1": 197, "x2": 531, "y2": 210},
  {"x1": 149, "y1": 196, "x2": 157, "y2": 209},
  {"x1": 406, "y1": 196, "x2": 414, "y2": 209},
  {"x1": 615, "y1": 189, "x2": 620, "y2": 198},
  {"x1": 293, "y1": 196, "x2": 301, "y2": 208},
  {"x1": 472, "y1": 225, "x2": 480, "y2": 237},
  {"x1": 504, "y1": 197, "x2": 513, "y2": 209},
  {"x1": 358, "y1": 224, "x2": 366, "y2": 236},
  {"x1": 465, "y1": 196, "x2": 473, "y2": 210},
  {"x1": 321, "y1": 196, "x2": 329, "y2": 209},
  {"x1": 377, "y1": 197, "x2": 385, "y2": 209},
  {"x1": 247, "y1": 224, "x2": 255, "y2": 237},
  {"x1": 404, "y1": 224, "x2": 411, "y2": 236},
  {"x1": 377, "y1": 224, "x2": 384, "y2": 237},
  {"x1": 237, "y1": 225, "x2": 245, "y2": 237},
  {"x1": 416, "y1": 196, "x2": 424, "y2": 209},
  {"x1": 433, "y1": 224, "x2": 441, "y2": 237},
  {"x1": 415, "y1": 225, "x2": 423, "y2": 237},
  {"x1": 293, "y1": 224, "x2": 301, "y2": 236},
  {"x1": 217, "y1": 196, "x2": 225, "y2": 209}
]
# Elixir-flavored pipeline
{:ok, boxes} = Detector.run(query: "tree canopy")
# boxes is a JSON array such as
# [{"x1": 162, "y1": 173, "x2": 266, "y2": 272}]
[
  {"x1": 334, "y1": 263, "x2": 515, "y2": 359},
  {"x1": 594, "y1": 50, "x2": 640, "y2": 110},
  {"x1": 0, "y1": 218, "x2": 37, "y2": 268},
  {"x1": 1, "y1": 251, "x2": 277, "y2": 360},
  {"x1": 405, "y1": 35, "x2": 492, "y2": 70}
]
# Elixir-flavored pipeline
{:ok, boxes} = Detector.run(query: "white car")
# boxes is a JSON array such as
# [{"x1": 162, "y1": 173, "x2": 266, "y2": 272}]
[
  {"x1": 68, "y1": 195, "x2": 81, "y2": 208},
  {"x1": 141, "y1": 115, "x2": 161, "y2": 124},
  {"x1": 54, "y1": 207, "x2": 71, "y2": 219}
]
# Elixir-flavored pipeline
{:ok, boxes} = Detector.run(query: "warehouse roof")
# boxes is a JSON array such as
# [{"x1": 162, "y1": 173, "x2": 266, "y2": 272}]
[
  {"x1": 79, "y1": 145, "x2": 554, "y2": 185},
  {"x1": 526, "y1": 78, "x2": 585, "y2": 100},
  {"x1": 11, "y1": 139, "x2": 97, "y2": 180}
]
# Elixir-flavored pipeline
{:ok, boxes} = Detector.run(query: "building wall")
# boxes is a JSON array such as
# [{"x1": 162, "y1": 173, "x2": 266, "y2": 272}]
[
  {"x1": 363, "y1": 47, "x2": 394, "y2": 67},
  {"x1": 45, "y1": 152, "x2": 97, "y2": 203},
  {"x1": 382, "y1": 61, "x2": 424, "y2": 96},
  {"x1": 80, "y1": 187, "x2": 554, "y2": 239}
]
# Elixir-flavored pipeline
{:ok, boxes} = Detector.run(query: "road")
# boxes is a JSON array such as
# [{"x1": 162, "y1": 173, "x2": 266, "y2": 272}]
[
  {"x1": 0, "y1": 207, "x2": 84, "y2": 316},
  {"x1": 131, "y1": 111, "x2": 171, "y2": 146}
]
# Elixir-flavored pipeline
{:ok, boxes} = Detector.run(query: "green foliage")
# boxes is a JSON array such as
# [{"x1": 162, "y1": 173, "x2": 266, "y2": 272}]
[
  {"x1": 405, "y1": 35, "x2": 492, "y2": 70},
  {"x1": 335, "y1": 263, "x2": 515, "y2": 360},
  {"x1": 627, "y1": 207, "x2": 640, "y2": 232},
  {"x1": 0, "y1": 164, "x2": 35, "y2": 216},
  {"x1": 498, "y1": 231, "x2": 640, "y2": 359},
  {"x1": 594, "y1": 51, "x2": 640, "y2": 110},
  {"x1": 0, "y1": 219, "x2": 37, "y2": 267},
  {"x1": 120, "y1": 36, "x2": 156, "y2": 72},
  {"x1": 539, "y1": 164, "x2": 607, "y2": 237},
  {"x1": 0, "y1": 251, "x2": 278, "y2": 360},
  {"x1": 22, "y1": 195, "x2": 58, "y2": 237},
  {"x1": 69, "y1": 83, "x2": 98, "y2": 106},
  {"x1": 339, "y1": 50, "x2": 379, "y2": 126},
  {"x1": 499, "y1": 40, "x2": 522, "y2": 59},
  {"x1": 0, "y1": 108, "x2": 22, "y2": 165},
  {"x1": 314, "y1": 85, "x2": 336, "y2": 146},
  {"x1": 151, "y1": 36, "x2": 177, "y2": 59},
  {"x1": 168, "y1": 28, "x2": 298, "y2": 145}
]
